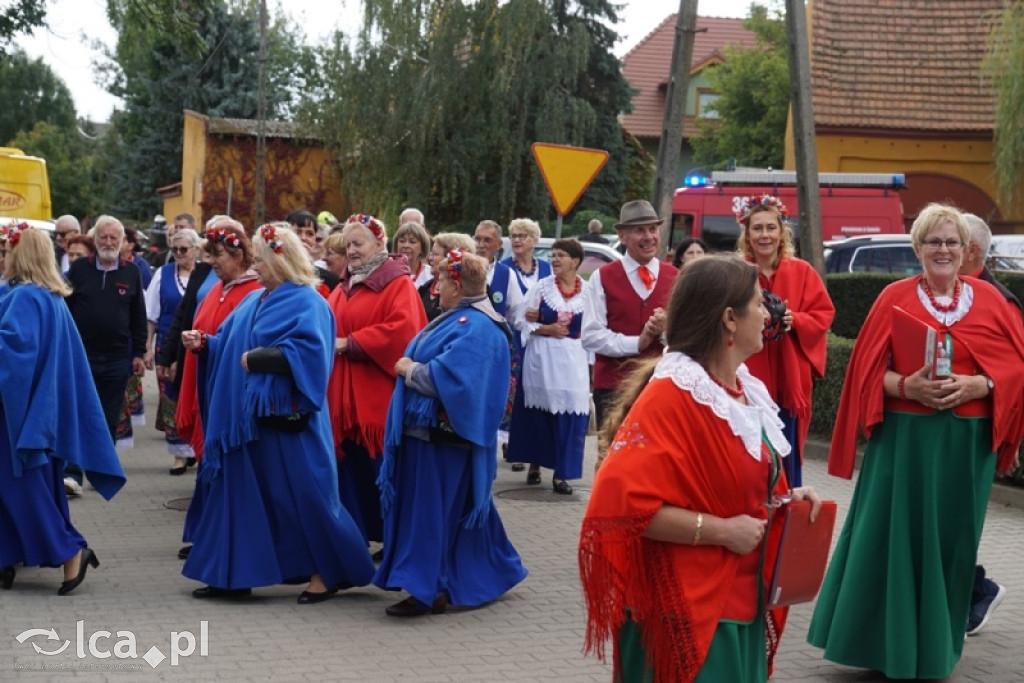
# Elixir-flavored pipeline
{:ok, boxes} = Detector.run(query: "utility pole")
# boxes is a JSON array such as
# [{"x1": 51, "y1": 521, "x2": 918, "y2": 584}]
[
  {"x1": 785, "y1": 0, "x2": 823, "y2": 274},
  {"x1": 651, "y1": 1, "x2": 700, "y2": 259},
  {"x1": 253, "y1": 0, "x2": 268, "y2": 226}
]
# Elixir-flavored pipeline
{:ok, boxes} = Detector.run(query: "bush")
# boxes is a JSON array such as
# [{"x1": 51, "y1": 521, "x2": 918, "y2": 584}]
[{"x1": 825, "y1": 273, "x2": 902, "y2": 338}]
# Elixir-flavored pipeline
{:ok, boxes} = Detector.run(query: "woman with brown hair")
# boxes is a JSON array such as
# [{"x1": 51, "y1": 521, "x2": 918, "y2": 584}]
[
  {"x1": 736, "y1": 195, "x2": 834, "y2": 487},
  {"x1": 579, "y1": 253, "x2": 820, "y2": 682}
]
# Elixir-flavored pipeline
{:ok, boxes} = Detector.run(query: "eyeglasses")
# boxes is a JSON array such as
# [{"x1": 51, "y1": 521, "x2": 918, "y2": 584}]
[
  {"x1": 171, "y1": 246, "x2": 192, "y2": 255},
  {"x1": 56, "y1": 231, "x2": 75, "y2": 237},
  {"x1": 509, "y1": 233, "x2": 531, "y2": 242},
  {"x1": 922, "y1": 239, "x2": 963, "y2": 250}
]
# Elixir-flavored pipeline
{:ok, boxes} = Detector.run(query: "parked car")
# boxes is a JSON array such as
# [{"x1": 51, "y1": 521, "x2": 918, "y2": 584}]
[
  {"x1": 823, "y1": 235, "x2": 920, "y2": 275},
  {"x1": 988, "y1": 235, "x2": 1024, "y2": 272},
  {"x1": 494, "y1": 236, "x2": 621, "y2": 279}
]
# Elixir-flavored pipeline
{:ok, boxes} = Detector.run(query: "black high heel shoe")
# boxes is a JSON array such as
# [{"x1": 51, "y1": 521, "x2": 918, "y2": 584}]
[
  {"x1": 57, "y1": 548, "x2": 99, "y2": 596},
  {"x1": 1, "y1": 566, "x2": 15, "y2": 590}
]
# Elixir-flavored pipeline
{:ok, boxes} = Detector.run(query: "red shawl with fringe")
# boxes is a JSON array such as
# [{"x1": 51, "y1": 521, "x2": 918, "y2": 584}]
[
  {"x1": 745, "y1": 256, "x2": 834, "y2": 459},
  {"x1": 829, "y1": 275, "x2": 1024, "y2": 479},
  {"x1": 175, "y1": 278, "x2": 262, "y2": 459},
  {"x1": 328, "y1": 256, "x2": 426, "y2": 458},
  {"x1": 579, "y1": 377, "x2": 789, "y2": 683}
]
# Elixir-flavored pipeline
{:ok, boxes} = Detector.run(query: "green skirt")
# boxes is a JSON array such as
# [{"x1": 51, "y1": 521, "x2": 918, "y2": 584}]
[
  {"x1": 807, "y1": 410, "x2": 995, "y2": 679},
  {"x1": 617, "y1": 616, "x2": 766, "y2": 683}
]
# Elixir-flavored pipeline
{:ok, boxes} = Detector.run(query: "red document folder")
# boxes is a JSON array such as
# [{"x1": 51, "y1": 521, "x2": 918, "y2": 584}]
[
  {"x1": 765, "y1": 499, "x2": 837, "y2": 609},
  {"x1": 890, "y1": 306, "x2": 939, "y2": 379}
]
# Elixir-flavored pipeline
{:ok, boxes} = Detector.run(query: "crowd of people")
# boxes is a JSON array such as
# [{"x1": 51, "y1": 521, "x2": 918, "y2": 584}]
[{"x1": 0, "y1": 197, "x2": 1017, "y2": 681}]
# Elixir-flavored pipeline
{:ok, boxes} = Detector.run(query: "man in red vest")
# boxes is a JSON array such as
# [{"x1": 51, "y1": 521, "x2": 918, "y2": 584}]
[{"x1": 582, "y1": 200, "x2": 678, "y2": 469}]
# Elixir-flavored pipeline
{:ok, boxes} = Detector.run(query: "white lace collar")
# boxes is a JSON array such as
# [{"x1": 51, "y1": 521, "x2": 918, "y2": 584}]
[
  {"x1": 537, "y1": 275, "x2": 585, "y2": 315},
  {"x1": 652, "y1": 352, "x2": 791, "y2": 461},
  {"x1": 916, "y1": 278, "x2": 973, "y2": 327}
]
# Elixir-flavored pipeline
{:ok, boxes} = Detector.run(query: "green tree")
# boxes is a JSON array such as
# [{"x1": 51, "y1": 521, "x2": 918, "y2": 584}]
[
  {"x1": 305, "y1": 0, "x2": 637, "y2": 229},
  {"x1": 984, "y1": 1, "x2": 1024, "y2": 209},
  {"x1": 0, "y1": 50, "x2": 77, "y2": 146},
  {"x1": 0, "y1": 0, "x2": 46, "y2": 50},
  {"x1": 102, "y1": 0, "x2": 305, "y2": 219},
  {"x1": 691, "y1": 2, "x2": 789, "y2": 170},
  {"x1": 10, "y1": 121, "x2": 109, "y2": 218}
]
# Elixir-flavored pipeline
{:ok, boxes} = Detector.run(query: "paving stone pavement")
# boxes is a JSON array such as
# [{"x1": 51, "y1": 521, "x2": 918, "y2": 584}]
[{"x1": 2, "y1": 376, "x2": 1022, "y2": 681}]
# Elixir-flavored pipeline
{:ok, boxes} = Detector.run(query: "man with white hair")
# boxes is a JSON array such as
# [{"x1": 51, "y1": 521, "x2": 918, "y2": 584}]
[
  {"x1": 63, "y1": 215, "x2": 147, "y2": 495},
  {"x1": 54, "y1": 214, "x2": 81, "y2": 273},
  {"x1": 399, "y1": 207, "x2": 426, "y2": 233}
]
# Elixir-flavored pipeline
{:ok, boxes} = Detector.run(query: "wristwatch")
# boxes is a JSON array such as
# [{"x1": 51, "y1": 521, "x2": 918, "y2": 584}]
[{"x1": 984, "y1": 375, "x2": 994, "y2": 394}]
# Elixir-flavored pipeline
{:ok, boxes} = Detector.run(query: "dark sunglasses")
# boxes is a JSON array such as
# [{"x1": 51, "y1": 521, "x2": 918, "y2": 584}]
[{"x1": 171, "y1": 246, "x2": 192, "y2": 255}]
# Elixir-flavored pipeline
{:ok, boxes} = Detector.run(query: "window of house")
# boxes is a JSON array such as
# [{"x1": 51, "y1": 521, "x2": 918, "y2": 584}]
[{"x1": 697, "y1": 90, "x2": 721, "y2": 119}]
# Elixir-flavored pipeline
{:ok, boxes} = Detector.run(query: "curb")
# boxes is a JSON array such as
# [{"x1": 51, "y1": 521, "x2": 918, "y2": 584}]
[{"x1": 805, "y1": 436, "x2": 1024, "y2": 511}]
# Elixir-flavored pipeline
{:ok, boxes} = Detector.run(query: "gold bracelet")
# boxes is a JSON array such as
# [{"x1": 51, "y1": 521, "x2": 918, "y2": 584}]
[{"x1": 693, "y1": 512, "x2": 703, "y2": 546}]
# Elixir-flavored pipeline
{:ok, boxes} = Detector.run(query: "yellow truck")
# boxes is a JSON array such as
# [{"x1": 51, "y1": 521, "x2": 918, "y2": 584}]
[{"x1": 0, "y1": 147, "x2": 51, "y2": 220}]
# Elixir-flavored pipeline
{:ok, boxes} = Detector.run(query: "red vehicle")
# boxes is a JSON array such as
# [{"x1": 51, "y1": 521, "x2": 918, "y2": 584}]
[{"x1": 670, "y1": 170, "x2": 907, "y2": 252}]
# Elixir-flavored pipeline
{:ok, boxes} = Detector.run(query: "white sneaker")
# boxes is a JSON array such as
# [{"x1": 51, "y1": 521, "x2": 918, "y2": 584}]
[{"x1": 63, "y1": 477, "x2": 83, "y2": 497}]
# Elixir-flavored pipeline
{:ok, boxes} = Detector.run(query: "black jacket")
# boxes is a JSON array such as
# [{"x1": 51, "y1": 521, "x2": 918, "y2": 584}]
[{"x1": 66, "y1": 256, "x2": 147, "y2": 360}]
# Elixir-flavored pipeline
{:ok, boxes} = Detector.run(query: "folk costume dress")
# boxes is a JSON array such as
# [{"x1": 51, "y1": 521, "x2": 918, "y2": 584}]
[
  {"x1": 506, "y1": 275, "x2": 589, "y2": 480},
  {"x1": 0, "y1": 282, "x2": 125, "y2": 568},
  {"x1": 743, "y1": 256, "x2": 834, "y2": 487},
  {"x1": 145, "y1": 262, "x2": 193, "y2": 458},
  {"x1": 579, "y1": 352, "x2": 792, "y2": 683},
  {"x1": 374, "y1": 296, "x2": 528, "y2": 608},
  {"x1": 807, "y1": 276, "x2": 1024, "y2": 679},
  {"x1": 175, "y1": 272, "x2": 261, "y2": 546},
  {"x1": 182, "y1": 283, "x2": 374, "y2": 590},
  {"x1": 328, "y1": 254, "x2": 426, "y2": 545}
]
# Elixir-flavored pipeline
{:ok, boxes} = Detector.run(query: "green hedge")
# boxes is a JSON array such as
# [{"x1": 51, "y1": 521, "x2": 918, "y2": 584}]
[{"x1": 824, "y1": 273, "x2": 901, "y2": 339}]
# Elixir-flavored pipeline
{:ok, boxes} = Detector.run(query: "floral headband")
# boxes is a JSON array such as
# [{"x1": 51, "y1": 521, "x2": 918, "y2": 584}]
[
  {"x1": 445, "y1": 248, "x2": 464, "y2": 282},
  {"x1": 5, "y1": 221, "x2": 31, "y2": 249},
  {"x1": 259, "y1": 224, "x2": 284, "y2": 254},
  {"x1": 206, "y1": 225, "x2": 242, "y2": 249},
  {"x1": 346, "y1": 213, "x2": 387, "y2": 242},
  {"x1": 734, "y1": 195, "x2": 788, "y2": 225}
]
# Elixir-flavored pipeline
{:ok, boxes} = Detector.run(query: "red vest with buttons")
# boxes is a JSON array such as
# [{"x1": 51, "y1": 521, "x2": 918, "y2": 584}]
[{"x1": 593, "y1": 260, "x2": 678, "y2": 391}]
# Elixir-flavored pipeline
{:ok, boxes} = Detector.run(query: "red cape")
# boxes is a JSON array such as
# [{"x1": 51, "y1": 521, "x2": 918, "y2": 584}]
[
  {"x1": 744, "y1": 257, "x2": 834, "y2": 459},
  {"x1": 829, "y1": 276, "x2": 1024, "y2": 479},
  {"x1": 580, "y1": 377, "x2": 789, "y2": 682},
  {"x1": 328, "y1": 257, "x2": 426, "y2": 457}
]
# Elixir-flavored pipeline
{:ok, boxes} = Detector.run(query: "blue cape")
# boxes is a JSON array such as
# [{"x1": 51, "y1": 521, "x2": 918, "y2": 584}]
[
  {"x1": 0, "y1": 283, "x2": 125, "y2": 499},
  {"x1": 198, "y1": 282, "x2": 335, "y2": 481},
  {"x1": 379, "y1": 299, "x2": 511, "y2": 528}
]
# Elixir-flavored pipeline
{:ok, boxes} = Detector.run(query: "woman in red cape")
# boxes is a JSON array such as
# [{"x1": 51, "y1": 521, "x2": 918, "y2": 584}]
[
  {"x1": 737, "y1": 195, "x2": 835, "y2": 488},
  {"x1": 327, "y1": 214, "x2": 426, "y2": 547},
  {"x1": 808, "y1": 204, "x2": 1024, "y2": 679},
  {"x1": 580, "y1": 254, "x2": 821, "y2": 682}
]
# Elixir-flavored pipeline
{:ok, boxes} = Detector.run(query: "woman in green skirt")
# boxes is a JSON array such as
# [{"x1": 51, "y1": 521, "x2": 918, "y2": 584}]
[{"x1": 809, "y1": 203, "x2": 1024, "y2": 679}]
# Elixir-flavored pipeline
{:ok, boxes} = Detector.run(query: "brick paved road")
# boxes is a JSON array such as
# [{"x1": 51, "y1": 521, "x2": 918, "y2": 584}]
[{"x1": 1, "y1": 377, "x2": 1021, "y2": 681}]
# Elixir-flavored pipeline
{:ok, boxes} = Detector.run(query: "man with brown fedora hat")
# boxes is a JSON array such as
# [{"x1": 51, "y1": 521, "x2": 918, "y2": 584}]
[{"x1": 582, "y1": 199, "x2": 678, "y2": 470}]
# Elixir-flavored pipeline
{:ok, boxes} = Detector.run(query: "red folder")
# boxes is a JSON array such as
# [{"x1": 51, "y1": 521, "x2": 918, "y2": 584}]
[
  {"x1": 765, "y1": 499, "x2": 837, "y2": 609},
  {"x1": 890, "y1": 306, "x2": 939, "y2": 379}
]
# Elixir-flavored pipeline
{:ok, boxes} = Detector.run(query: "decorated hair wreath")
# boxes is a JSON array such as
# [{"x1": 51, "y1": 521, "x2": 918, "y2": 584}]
[
  {"x1": 259, "y1": 224, "x2": 284, "y2": 254},
  {"x1": 206, "y1": 225, "x2": 242, "y2": 249},
  {"x1": 445, "y1": 248, "x2": 464, "y2": 282},
  {"x1": 346, "y1": 213, "x2": 387, "y2": 242},
  {"x1": 5, "y1": 221, "x2": 31, "y2": 249},
  {"x1": 734, "y1": 194, "x2": 788, "y2": 225}
]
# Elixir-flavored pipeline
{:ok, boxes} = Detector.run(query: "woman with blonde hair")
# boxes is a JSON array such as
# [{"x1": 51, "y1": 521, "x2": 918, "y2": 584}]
[
  {"x1": 0, "y1": 226, "x2": 125, "y2": 595},
  {"x1": 736, "y1": 196, "x2": 834, "y2": 487},
  {"x1": 418, "y1": 232, "x2": 476, "y2": 322},
  {"x1": 328, "y1": 213, "x2": 426, "y2": 552},
  {"x1": 181, "y1": 224, "x2": 374, "y2": 602}
]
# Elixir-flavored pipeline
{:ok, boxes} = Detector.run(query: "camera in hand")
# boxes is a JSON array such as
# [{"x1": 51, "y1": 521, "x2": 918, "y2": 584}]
[{"x1": 762, "y1": 290, "x2": 787, "y2": 342}]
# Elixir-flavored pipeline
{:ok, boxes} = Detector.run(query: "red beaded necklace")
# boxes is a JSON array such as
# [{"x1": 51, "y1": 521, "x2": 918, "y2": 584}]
[
  {"x1": 557, "y1": 276, "x2": 582, "y2": 300},
  {"x1": 920, "y1": 276, "x2": 961, "y2": 313},
  {"x1": 707, "y1": 371, "x2": 744, "y2": 398}
]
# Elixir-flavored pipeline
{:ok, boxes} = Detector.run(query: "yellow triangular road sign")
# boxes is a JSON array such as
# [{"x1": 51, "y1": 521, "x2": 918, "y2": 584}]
[{"x1": 531, "y1": 143, "x2": 609, "y2": 216}]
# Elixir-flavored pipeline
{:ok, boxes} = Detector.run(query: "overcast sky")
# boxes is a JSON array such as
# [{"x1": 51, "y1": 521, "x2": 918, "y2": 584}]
[{"x1": 19, "y1": 0, "x2": 755, "y2": 122}]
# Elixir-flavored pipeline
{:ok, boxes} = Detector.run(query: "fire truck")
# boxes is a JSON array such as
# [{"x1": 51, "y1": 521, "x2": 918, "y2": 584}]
[{"x1": 671, "y1": 169, "x2": 907, "y2": 252}]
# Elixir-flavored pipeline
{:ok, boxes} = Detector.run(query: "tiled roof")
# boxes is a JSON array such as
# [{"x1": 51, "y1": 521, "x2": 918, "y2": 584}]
[
  {"x1": 811, "y1": 0, "x2": 1003, "y2": 132},
  {"x1": 621, "y1": 15, "x2": 757, "y2": 139},
  {"x1": 206, "y1": 116, "x2": 320, "y2": 140}
]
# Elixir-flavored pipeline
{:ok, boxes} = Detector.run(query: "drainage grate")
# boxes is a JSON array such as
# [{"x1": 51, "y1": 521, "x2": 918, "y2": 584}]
[
  {"x1": 495, "y1": 486, "x2": 590, "y2": 503},
  {"x1": 165, "y1": 497, "x2": 192, "y2": 511}
]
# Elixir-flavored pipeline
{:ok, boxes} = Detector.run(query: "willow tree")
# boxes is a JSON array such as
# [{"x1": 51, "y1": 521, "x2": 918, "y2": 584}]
[
  {"x1": 984, "y1": 1, "x2": 1024, "y2": 209},
  {"x1": 306, "y1": 0, "x2": 635, "y2": 230}
]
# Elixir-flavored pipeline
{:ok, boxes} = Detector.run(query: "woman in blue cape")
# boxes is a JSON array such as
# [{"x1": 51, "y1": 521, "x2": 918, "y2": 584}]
[
  {"x1": 375, "y1": 248, "x2": 528, "y2": 617},
  {"x1": 181, "y1": 225, "x2": 374, "y2": 604},
  {"x1": 0, "y1": 227, "x2": 125, "y2": 595}
]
